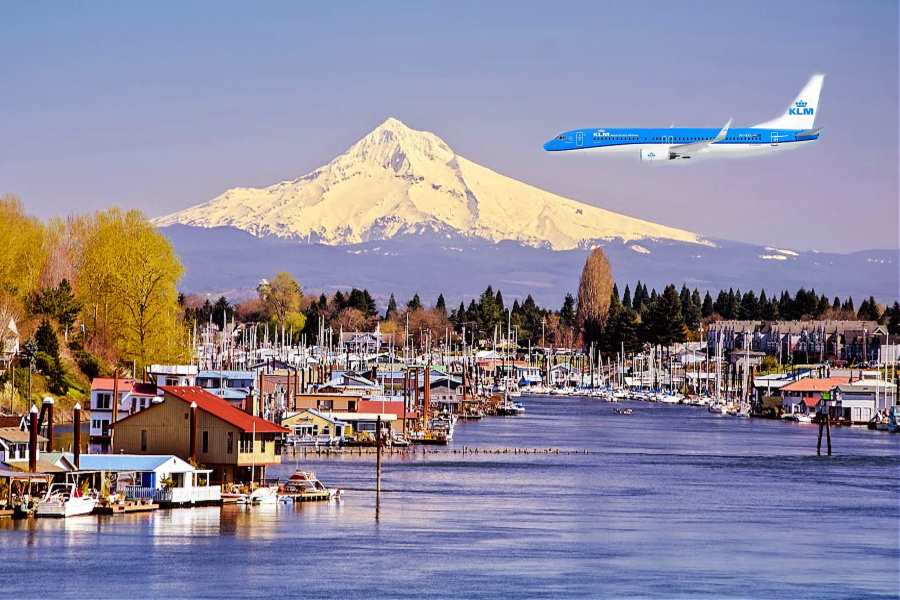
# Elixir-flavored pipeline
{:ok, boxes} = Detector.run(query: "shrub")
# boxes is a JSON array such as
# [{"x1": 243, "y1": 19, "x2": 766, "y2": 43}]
[
  {"x1": 35, "y1": 351, "x2": 54, "y2": 375},
  {"x1": 76, "y1": 350, "x2": 110, "y2": 380}
]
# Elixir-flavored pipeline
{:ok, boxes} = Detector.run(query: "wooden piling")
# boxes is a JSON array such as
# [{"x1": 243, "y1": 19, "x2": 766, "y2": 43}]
[
  {"x1": 29, "y1": 405, "x2": 38, "y2": 472},
  {"x1": 73, "y1": 403, "x2": 81, "y2": 469}
]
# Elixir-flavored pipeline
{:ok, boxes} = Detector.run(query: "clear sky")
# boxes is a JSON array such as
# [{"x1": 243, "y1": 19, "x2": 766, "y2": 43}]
[{"x1": 2, "y1": 1, "x2": 897, "y2": 253}]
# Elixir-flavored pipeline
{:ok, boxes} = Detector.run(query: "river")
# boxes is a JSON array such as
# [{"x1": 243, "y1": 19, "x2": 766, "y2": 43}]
[{"x1": 1, "y1": 395, "x2": 898, "y2": 599}]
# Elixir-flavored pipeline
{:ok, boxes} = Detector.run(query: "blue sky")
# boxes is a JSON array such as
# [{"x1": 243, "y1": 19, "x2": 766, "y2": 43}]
[{"x1": 1, "y1": 1, "x2": 897, "y2": 252}]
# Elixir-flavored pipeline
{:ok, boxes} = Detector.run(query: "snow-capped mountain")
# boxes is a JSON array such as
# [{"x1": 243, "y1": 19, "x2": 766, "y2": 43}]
[{"x1": 153, "y1": 118, "x2": 707, "y2": 250}]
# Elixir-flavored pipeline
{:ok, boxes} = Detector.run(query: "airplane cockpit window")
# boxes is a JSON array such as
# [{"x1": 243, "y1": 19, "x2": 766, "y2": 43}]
[{"x1": 557, "y1": 135, "x2": 567, "y2": 140}]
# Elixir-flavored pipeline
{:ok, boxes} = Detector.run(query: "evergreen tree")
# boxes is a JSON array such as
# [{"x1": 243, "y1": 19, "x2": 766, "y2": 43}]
[
  {"x1": 622, "y1": 285, "x2": 632, "y2": 309},
  {"x1": 832, "y1": 296, "x2": 841, "y2": 312},
  {"x1": 727, "y1": 288, "x2": 741, "y2": 320},
  {"x1": 35, "y1": 318, "x2": 59, "y2": 359},
  {"x1": 611, "y1": 283, "x2": 620, "y2": 306},
  {"x1": 779, "y1": 290, "x2": 795, "y2": 320},
  {"x1": 495, "y1": 290, "x2": 504, "y2": 313},
  {"x1": 680, "y1": 285, "x2": 701, "y2": 330},
  {"x1": 436, "y1": 294, "x2": 447, "y2": 317},
  {"x1": 760, "y1": 292, "x2": 779, "y2": 321},
  {"x1": 478, "y1": 286, "x2": 500, "y2": 331},
  {"x1": 691, "y1": 288, "x2": 702, "y2": 312},
  {"x1": 212, "y1": 296, "x2": 231, "y2": 325},
  {"x1": 887, "y1": 302, "x2": 900, "y2": 335},
  {"x1": 301, "y1": 301, "x2": 320, "y2": 344},
  {"x1": 817, "y1": 294, "x2": 830, "y2": 317},
  {"x1": 713, "y1": 290, "x2": 728, "y2": 317},
  {"x1": 643, "y1": 284, "x2": 686, "y2": 346},
  {"x1": 385, "y1": 294, "x2": 399, "y2": 320},
  {"x1": 318, "y1": 294, "x2": 328, "y2": 310},
  {"x1": 333, "y1": 290, "x2": 346, "y2": 310},
  {"x1": 739, "y1": 290, "x2": 759, "y2": 320},
  {"x1": 600, "y1": 303, "x2": 641, "y2": 355},
  {"x1": 407, "y1": 293, "x2": 422, "y2": 312},
  {"x1": 559, "y1": 294, "x2": 576, "y2": 329},
  {"x1": 702, "y1": 291, "x2": 714, "y2": 318},
  {"x1": 842, "y1": 296, "x2": 854, "y2": 314}
]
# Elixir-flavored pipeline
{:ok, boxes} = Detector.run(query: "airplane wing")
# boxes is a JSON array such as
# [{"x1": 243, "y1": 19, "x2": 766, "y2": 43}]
[{"x1": 669, "y1": 119, "x2": 733, "y2": 157}]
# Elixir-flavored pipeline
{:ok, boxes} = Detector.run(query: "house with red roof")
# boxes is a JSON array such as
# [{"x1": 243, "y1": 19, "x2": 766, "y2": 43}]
[
  {"x1": 112, "y1": 386, "x2": 287, "y2": 485},
  {"x1": 780, "y1": 376, "x2": 850, "y2": 416}
]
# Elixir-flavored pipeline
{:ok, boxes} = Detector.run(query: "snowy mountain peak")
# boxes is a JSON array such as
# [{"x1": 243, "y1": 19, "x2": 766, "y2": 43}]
[
  {"x1": 337, "y1": 117, "x2": 455, "y2": 177},
  {"x1": 153, "y1": 119, "x2": 709, "y2": 250}
]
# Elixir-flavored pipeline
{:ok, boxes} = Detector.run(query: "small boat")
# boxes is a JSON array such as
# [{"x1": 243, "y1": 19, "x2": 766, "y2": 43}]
[
  {"x1": 248, "y1": 486, "x2": 277, "y2": 504},
  {"x1": 279, "y1": 470, "x2": 339, "y2": 502},
  {"x1": 615, "y1": 408, "x2": 633, "y2": 415},
  {"x1": 793, "y1": 414, "x2": 814, "y2": 424},
  {"x1": 35, "y1": 483, "x2": 98, "y2": 518}
]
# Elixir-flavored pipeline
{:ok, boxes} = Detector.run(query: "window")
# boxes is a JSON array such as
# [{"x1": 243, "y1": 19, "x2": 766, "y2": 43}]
[
  {"x1": 141, "y1": 429, "x2": 147, "y2": 452},
  {"x1": 96, "y1": 393, "x2": 111, "y2": 410},
  {"x1": 240, "y1": 433, "x2": 252, "y2": 453},
  {"x1": 202, "y1": 431, "x2": 209, "y2": 454},
  {"x1": 227, "y1": 432, "x2": 234, "y2": 454},
  {"x1": 260, "y1": 434, "x2": 267, "y2": 453},
  {"x1": 166, "y1": 378, "x2": 178, "y2": 386}
]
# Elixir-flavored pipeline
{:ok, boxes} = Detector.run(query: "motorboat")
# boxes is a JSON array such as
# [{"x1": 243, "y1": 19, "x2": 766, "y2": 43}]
[
  {"x1": 792, "y1": 414, "x2": 814, "y2": 424},
  {"x1": 279, "y1": 470, "x2": 340, "y2": 502},
  {"x1": 35, "y1": 483, "x2": 98, "y2": 518},
  {"x1": 248, "y1": 486, "x2": 278, "y2": 504}
]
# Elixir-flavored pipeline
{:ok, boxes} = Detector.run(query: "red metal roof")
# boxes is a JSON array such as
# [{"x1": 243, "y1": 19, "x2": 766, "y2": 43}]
[
  {"x1": 160, "y1": 386, "x2": 287, "y2": 434},
  {"x1": 802, "y1": 398, "x2": 820, "y2": 408},
  {"x1": 91, "y1": 378, "x2": 135, "y2": 392},
  {"x1": 781, "y1": 377, "x2": 849, "y2": 393}
]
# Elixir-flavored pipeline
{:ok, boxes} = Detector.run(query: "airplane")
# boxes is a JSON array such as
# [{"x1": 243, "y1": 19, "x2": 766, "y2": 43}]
[{"x1": 543, "y1": 75, "x2": 825, "y2": 162}]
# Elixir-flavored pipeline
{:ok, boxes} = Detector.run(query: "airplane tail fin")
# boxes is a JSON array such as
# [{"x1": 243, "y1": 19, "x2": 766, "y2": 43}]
[{"x1": 752, "y1": 74, "x2": 824, "y2": 130}]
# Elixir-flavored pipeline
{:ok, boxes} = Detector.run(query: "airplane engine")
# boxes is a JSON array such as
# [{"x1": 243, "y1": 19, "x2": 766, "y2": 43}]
[{"x1": 640, "y1": 148, "x2": 674, "y2": 162}]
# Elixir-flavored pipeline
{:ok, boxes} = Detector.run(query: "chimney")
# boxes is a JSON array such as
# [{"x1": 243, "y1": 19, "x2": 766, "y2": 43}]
[
  {"x1": 73, "y1": 403, "x2": 81, "y2": 469},
  {"x1": 189, "y1": 401, "x2": 198, "y2": 463},
  {"x1": 43, "y1": 397, "x2": 55, "y2": 450},
  {"x1": 29, "y1": 405, "x2": 38, "y2": 473}
]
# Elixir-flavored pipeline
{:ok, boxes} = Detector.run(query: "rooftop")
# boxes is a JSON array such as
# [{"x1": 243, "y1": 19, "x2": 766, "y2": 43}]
[
  {"x1": 781, "y1": 377, "x2": 850, "y2": 393},
  {"x1": 159, "y1": 386, "x2": 286, "y2": 434}
]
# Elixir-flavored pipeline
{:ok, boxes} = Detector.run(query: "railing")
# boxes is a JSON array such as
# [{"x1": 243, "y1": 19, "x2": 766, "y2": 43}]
[{"x1": 125, "y1": 485, "x2": 221, "y2": 504}]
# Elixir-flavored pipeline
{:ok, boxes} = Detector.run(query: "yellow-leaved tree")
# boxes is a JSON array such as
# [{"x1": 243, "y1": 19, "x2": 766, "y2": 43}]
[
  {"x1": 0, "y1": 193, "x2": 46, "y2": 300},
  {"x1": 76, "y1": 208, "x2": 188, "y2": 371}
]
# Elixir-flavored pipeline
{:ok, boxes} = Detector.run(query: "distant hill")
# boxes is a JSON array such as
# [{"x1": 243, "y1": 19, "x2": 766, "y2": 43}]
[{"x1": 159, "y1": 224, "x2": 898, "y2": 308}]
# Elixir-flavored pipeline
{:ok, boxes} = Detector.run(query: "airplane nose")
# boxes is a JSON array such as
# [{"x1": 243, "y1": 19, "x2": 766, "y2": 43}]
[{"x1": 543, "y1": 140, "x2": 556, "y2": 151}]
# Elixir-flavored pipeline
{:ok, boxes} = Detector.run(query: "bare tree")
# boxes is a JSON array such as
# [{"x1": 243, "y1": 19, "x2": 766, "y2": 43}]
[{"x1": 576, "y1": 247, "x2": 614, "y2": 347}]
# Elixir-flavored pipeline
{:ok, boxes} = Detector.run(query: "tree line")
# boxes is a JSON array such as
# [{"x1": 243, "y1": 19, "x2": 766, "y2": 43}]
[{"x1": 193, "y1": 248, "x2": 900, "y2": 355}]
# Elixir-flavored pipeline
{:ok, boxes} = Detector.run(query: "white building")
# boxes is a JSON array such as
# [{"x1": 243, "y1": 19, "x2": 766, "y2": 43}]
[
  {"x1": 89, "y1": 378, "x2": 160, "y2": 439},
  {"x1": 146, "y1": 364, "x2": 197, "y2": 389}
]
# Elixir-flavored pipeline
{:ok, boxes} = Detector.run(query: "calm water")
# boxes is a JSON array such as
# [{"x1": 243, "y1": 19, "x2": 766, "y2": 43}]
[{"x1": 2, "y1": 396, "x2": 898, "y2": 599}]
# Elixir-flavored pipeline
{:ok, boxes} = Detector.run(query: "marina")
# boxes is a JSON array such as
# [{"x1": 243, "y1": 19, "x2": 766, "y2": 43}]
[{"x1": 1, "y1": 394, "x2": 897, "y2": 599}]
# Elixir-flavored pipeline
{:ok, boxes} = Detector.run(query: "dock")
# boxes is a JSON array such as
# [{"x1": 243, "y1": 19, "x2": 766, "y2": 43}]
[{"x1": 93, "y1": 501, "x2": 159, "y2": 515}]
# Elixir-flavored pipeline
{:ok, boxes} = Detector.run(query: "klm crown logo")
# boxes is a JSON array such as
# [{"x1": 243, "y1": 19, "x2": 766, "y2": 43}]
[
  {"x1": 789, "y1": 100, "x2": 814, "y2": 116},
  {"x1": 647, "y1": 152, "x2": 656, "y2": 158}
]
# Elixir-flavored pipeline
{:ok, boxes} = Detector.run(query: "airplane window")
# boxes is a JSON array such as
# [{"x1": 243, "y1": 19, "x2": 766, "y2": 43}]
[{"x1": 557, "y1": 135, "x2": 567, "y2": 140}]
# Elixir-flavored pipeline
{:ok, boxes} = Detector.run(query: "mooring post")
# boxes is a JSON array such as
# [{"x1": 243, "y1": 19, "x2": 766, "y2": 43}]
[
  {"x1": 73, "y1": 402, "x2": 81, "y2": 469},
  {"x1": 817, "y1": 416, "x2": 823, "y2": 456},
  {"x1": 825, "y1": 412, "x2": 832, "y2": 456}
]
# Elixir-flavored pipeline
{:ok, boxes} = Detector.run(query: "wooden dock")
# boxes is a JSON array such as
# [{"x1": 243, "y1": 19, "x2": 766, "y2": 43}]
[{"x1": 93, "y1": 501, "x2": 159, "y2": 515}]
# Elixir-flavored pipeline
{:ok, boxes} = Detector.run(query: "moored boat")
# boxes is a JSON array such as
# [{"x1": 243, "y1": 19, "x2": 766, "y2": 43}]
[
  {"x1": 278, "y1": 470, "x2": 340, "y2": 502},
  {"x1": 35, "y1": 483, "x2": 98, "y2": 518}
]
